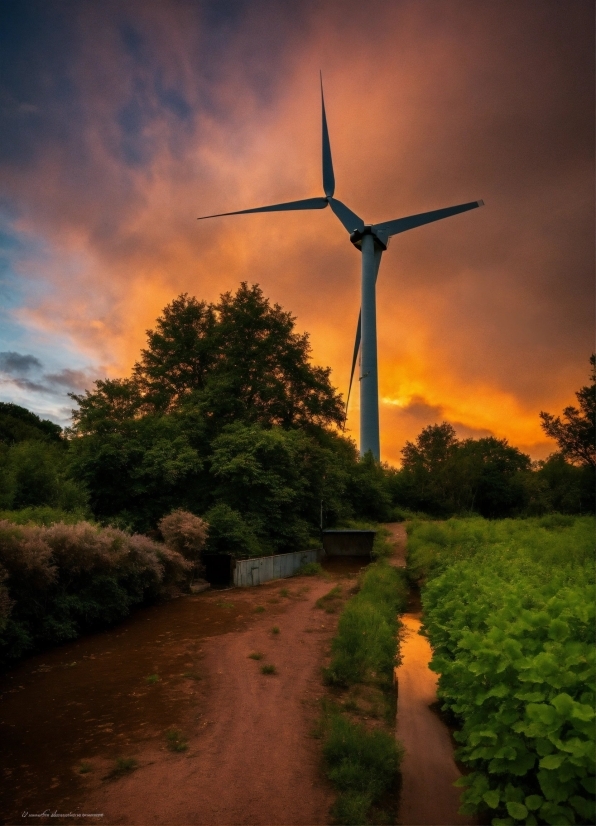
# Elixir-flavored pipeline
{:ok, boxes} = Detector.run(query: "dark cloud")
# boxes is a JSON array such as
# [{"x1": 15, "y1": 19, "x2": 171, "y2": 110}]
[
  {"x1": 0, "y1": 376, "x2": 49, "y2": 394},
  {"x1": 44, "y1": 368, "x2": 95, "y2": 392},
  {"x1": 0, "y1": 350, "x2": 42, "y2": 374}
]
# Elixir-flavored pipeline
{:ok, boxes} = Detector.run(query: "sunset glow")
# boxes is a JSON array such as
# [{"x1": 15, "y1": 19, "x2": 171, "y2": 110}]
[{"x1": 0, "y1": 0, "x2": 593, "y2": 465}]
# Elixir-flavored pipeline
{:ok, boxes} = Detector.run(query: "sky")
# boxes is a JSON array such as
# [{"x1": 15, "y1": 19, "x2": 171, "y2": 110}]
[{"x1": 0, "y1": 0, "x2": 593, "y2": 466}]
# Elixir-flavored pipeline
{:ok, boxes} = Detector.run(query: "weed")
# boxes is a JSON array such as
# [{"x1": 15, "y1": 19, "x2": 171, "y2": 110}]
[
  {"x1": 315, "y1": 585, "x2": 343, "y2": 613},
  {"x1": 324, "y1": 712, "x2": 402, "y2": 805},
  {"x1": 248, "y1": 651, "x2": 264, "y2": 660},
  {"x1": 254, "y1": 605, "x2": 265, "y2": 613},
  {"x1": 270, "y1": 625, "x2": 280, "y2": 635},
  {"x1": 296, "y1": 561, "x2": 323, "y2": 576},
  {"x1": 330, "y1": 790, "x2": 372, "y2": 825},
  {"x1": 279, "y1": 587, "x2": 289, "y2": 597},
  {"x1": 166, "y1": 728, "x2": 188, "y2": 752},
  {"x1": 106, "y1": 757, "x2": 138, "y2": 780},
  {"x1": 78, "y1": 762, "x2": 92, "y2": 774},
  {"x1": 145, "y1": 673, "x2": 160, "y2": 684},
  {"x1": 261, "y1": 664, "x2": 277, "y2": 675},
  {"x1": 217, "y1": 600, "x2": 234, "y2": 608}
]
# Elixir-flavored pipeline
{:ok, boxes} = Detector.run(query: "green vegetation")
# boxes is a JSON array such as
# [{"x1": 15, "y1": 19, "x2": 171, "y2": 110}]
[
  {"x1": 0, "y1": 517, "x2": 199, "y2": 668},
  {"x1": 78, "y1": 762, "x2": 92, "y2": 774},
  {"x1": 408, "y1": 517, "x2": 595, "y2": 825},
  {"x1": 261, "y1": 663, "x2": 277, "y2": 675},
  {"x1": 248, "y1": 651, "x2": 264, "y2": 660},
  {"x1": 166, "y1": 728, "x2": 188, "y2": 752},
  {"x1": 296, "y1": 561, "x2": 324, "y2": 576},
  {"x1": 316, "y1": 585, "x2": 343, "y2": 613},
  {"x1": 323, "y1": 711, "x2": 402, "y2": 825},
  {"x1": 145, "y1": 673, "x2": 160, "y2": 684},
  {"x1": 325, "y1": 563, "x2": 407, "y2": 687},
  {"x1": 270, "y1": 626, "x2": 280, "y2": 635},
  {"x1": 106, "y1": 757, "x2": 138, "y2": 780}
]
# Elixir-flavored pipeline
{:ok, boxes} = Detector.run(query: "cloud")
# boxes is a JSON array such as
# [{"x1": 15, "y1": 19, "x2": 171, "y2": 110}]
[
  {"x1": 0, "y1": 351, "x2": 42, "y2": 375},
  {"x1": 0, "y1": 0, "x2": 591, "y2": 462}
]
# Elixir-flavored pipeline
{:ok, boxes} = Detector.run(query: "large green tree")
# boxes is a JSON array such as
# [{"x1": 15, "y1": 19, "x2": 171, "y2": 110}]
[{"x1": 540, "y1": 354, "x2": 596, "y2": 468}]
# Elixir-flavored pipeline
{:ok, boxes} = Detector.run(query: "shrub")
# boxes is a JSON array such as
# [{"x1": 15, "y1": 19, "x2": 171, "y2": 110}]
[
  {"x1": 202, "y1": 502, "x2": 262, "y2": 557},
  {"x1": 0, "y1": 520, "x2": 191, "y2": 668},
  {"x1": 326, "y1": 563, "x2": 407, "y2": 686},
  {"x1": 323, "y1": 712, "x2": 402, "y2": 822},
  {"x1": 158, "y1": 509, "x2": 208, "y2": 562}
]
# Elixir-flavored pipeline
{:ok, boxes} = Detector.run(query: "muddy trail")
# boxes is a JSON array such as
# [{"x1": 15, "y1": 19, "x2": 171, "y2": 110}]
[{"x1": 0, "y1": 559, "x2": 366, "y2": 825}]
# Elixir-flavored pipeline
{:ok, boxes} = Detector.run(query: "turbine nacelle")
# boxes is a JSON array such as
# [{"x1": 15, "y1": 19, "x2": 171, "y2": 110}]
[
  {"x1": 197, "y1": 75, "x2": 484, "y2": 460},
  {"x1": 349, "y1": 225, "x2": 389, "y2": 251}
]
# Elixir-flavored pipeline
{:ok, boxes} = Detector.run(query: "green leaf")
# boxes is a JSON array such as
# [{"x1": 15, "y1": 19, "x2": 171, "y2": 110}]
[
  {"x1": 550, "y1": 692, "x2": 574, "y2": 716},
  {"x1": 525, "y1": 795, "x2": 543, "y2": 811},
  {"x1": 539, "y1": 754, "x2": 565, "y2": 770},
  {"x1": 483, "y1": 790, "x2": 500, "y2": 809},
  {"x1": 506, "y1": 801, "x2": 528, "y2": 820},
  {"x1": 569, "y1": 795, "x2": 596, "y2": 821}
]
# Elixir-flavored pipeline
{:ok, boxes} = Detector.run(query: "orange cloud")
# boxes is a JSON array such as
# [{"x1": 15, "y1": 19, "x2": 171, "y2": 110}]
[{"x1": 1, "y1": 0, "x2": 592, "y2": 464}]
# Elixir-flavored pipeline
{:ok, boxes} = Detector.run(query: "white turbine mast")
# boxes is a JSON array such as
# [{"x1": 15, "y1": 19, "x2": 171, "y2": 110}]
[{"x1": 198, "y1": 76, "x2": 483, "y2": 461}]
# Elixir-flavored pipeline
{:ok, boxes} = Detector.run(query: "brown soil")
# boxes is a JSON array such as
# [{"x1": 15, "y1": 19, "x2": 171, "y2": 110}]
[
  {"x1": 384, "y1": 522, "x2": 408, "y2": 568},
  {"x1": 1, "y1": 565, "x2": 364, "y2": 826}
]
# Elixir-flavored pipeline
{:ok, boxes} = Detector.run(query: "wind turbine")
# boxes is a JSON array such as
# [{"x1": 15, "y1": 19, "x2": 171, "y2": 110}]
[{"x1": 198, "y1": 78, "x2": 483, "y2": 460}]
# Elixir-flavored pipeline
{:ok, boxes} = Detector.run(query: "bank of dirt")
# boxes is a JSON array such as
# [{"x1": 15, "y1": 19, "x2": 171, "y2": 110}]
[{"x1": 1, "y1": 567, "x2": 362, "y2": 825}]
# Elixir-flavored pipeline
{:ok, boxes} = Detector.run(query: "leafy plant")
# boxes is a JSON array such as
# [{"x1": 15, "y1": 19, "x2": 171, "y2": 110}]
[
  {"x1": 261, "y1": 664, "x2": 277, "y2": 675},
  {"x1": 166, "y1": 728, "x2": 188, "y2": 752},
  {"x1": 106, "y1": 757, "x2": 138, "y2": 779},
  {"x1": 248, "y1": 651, "x2": 264, "y2": 660}
]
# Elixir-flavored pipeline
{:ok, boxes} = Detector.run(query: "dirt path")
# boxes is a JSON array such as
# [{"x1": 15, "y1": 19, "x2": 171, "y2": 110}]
[
  {"x1": 83, "y1": 576, "x2": 343, "y2": 825},
  {"x1": 385, "y1": 522, "x2": 475, "y2": 826}
]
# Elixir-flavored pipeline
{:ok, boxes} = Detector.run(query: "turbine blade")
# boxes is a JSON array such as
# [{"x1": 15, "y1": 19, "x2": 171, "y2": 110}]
[
  {"x1": 329, "y1": 197, "x2": 365, "y2": 234},
  {"x1": 373, "y1": 199, "x2": 484, "y2": 237},
  {"x1": 320, "y1": 73, "x2": 335, "y2": 198},
  {"x1": 198, "y1": 197, "x2": 329, "y2": 220},
  {"x1": 344, "y1": 312, "x2": 361, "y2": 424}
]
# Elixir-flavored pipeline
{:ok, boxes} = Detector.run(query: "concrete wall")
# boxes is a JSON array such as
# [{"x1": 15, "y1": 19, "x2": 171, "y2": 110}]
[{"x1": 233, "y1": 549, "x2": 320, "y2": 587}]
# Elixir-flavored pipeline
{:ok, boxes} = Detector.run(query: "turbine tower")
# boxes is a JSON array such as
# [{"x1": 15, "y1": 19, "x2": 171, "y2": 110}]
[{"x1": 198, "y1": 78, "x2": 483, "y2": 461}]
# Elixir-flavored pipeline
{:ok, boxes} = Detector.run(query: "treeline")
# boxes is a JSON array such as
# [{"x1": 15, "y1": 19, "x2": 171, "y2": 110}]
[{"x1": 0, "y1": 287, "x2": 594, "y2": 559}]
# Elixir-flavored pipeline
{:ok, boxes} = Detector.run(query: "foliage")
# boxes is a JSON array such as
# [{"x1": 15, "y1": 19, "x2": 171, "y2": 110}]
[
  {"x1": 397, "y1": 423, "x2": 532, "y2": 517},
  {"x1": 202, "y1": 502, "x2": 261, "y2": 557},
  {"x1": 326, "y1": 563, "x2": 407, "y2": 687},
  {"x1": 409, "y1": 517, "x2": 595, "y2": 825},
  {"x1": 0, "y1": 439, "x2": 88, "y2": 512},
  {"x1": 158, "y1": 509, "x2": 207, "y2": 562},
  {"x1": 0, "y1": 402, "x2": 63, "y2": 444},
  {"x1": 323, "y1": 711, "x2": 402, "y2": 825},
  {"x1": 0, "y1": 506, "x2": 90, "y2": 526},
  {"x1": 540, "y1": 355, "x2": 595, "y2": 468},
  {"x1": 0, "y1": 520, "x2": 191, "y2": 668}
]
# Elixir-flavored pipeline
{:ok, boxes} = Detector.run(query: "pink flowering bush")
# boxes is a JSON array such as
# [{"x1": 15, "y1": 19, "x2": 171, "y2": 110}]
[
  {"x1": 0, "y1": 519, "x2": 191, "y2": 668},
  {"x1": 158, "y1": 510, "x2": 208, "y2": 562}
]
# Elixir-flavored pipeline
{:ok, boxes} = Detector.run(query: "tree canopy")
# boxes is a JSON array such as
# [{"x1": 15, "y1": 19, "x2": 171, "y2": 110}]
[{"x1": 540, "y1": 354, "x2": 595, "y2": 468}]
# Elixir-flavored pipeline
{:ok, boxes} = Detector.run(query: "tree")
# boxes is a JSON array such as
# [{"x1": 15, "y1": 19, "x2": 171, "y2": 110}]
[{"x1": 540, "y1": 355, "x2": 596, "y2": 468}]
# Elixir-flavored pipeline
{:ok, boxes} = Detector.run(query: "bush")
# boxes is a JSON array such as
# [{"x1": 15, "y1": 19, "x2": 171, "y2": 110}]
[
  {"x1": 0, "y1": 520, "x2": 191, "y2": 668},
  {"x1": 158, "y1": 509, "x2": 208, "y2": 561},
  {"x1": 323, "y1": 712, "x2": 402, "y2": 823},
  {"x1": 202, "y1": 503, "x2": 262, "y2": 557},
  {"x1": 326, "y1": 563, "x2": 407, "y2": 687},
  {"x1": 410, "y1": 516, "x2": 596, "y2": 825}
]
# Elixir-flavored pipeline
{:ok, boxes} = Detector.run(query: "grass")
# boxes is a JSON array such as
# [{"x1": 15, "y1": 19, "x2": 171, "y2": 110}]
[
  {"x1": 270, "y1": 625, "x2": 280, "y2": 634},
  {"x1": 324, "y1": 563, "x2": 407, "y2": 687},
  {"x1": 216, "y1": 600, "x2": 234, "y2": 608},
  {"x1": 145, "y1": 673, "x2": 160, "y2": 684},
  {"x1": 106, "y1": 757, "x2": 138, "y2": 780},
  {"x1": 248, "y1": 651, "x2": 264, "y2": 660},
  {"x1": 279, "y1": 587, "x2": 290, "y2": 597},
  {"x1": 166, "y1": 728, "x2": 188, "y2": 752},
  {"x1": 261, "y1": 664, "x2": 277, "y2": 675},
  {"x1": 315, "y1": 585, "x2": 343, "y2": 613},
  {"x1": 296, "y1": 561, "x2": 324, "y2": 576},
  {"x1": 323, "y1": 711, "x2": 402, "y2": 824},
  {"x1": 254, "y1": 605, "x2": 266, "y2": 613},
  {"x1": 78, "y1": 762, "x2": 92, "y2": 774}
]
